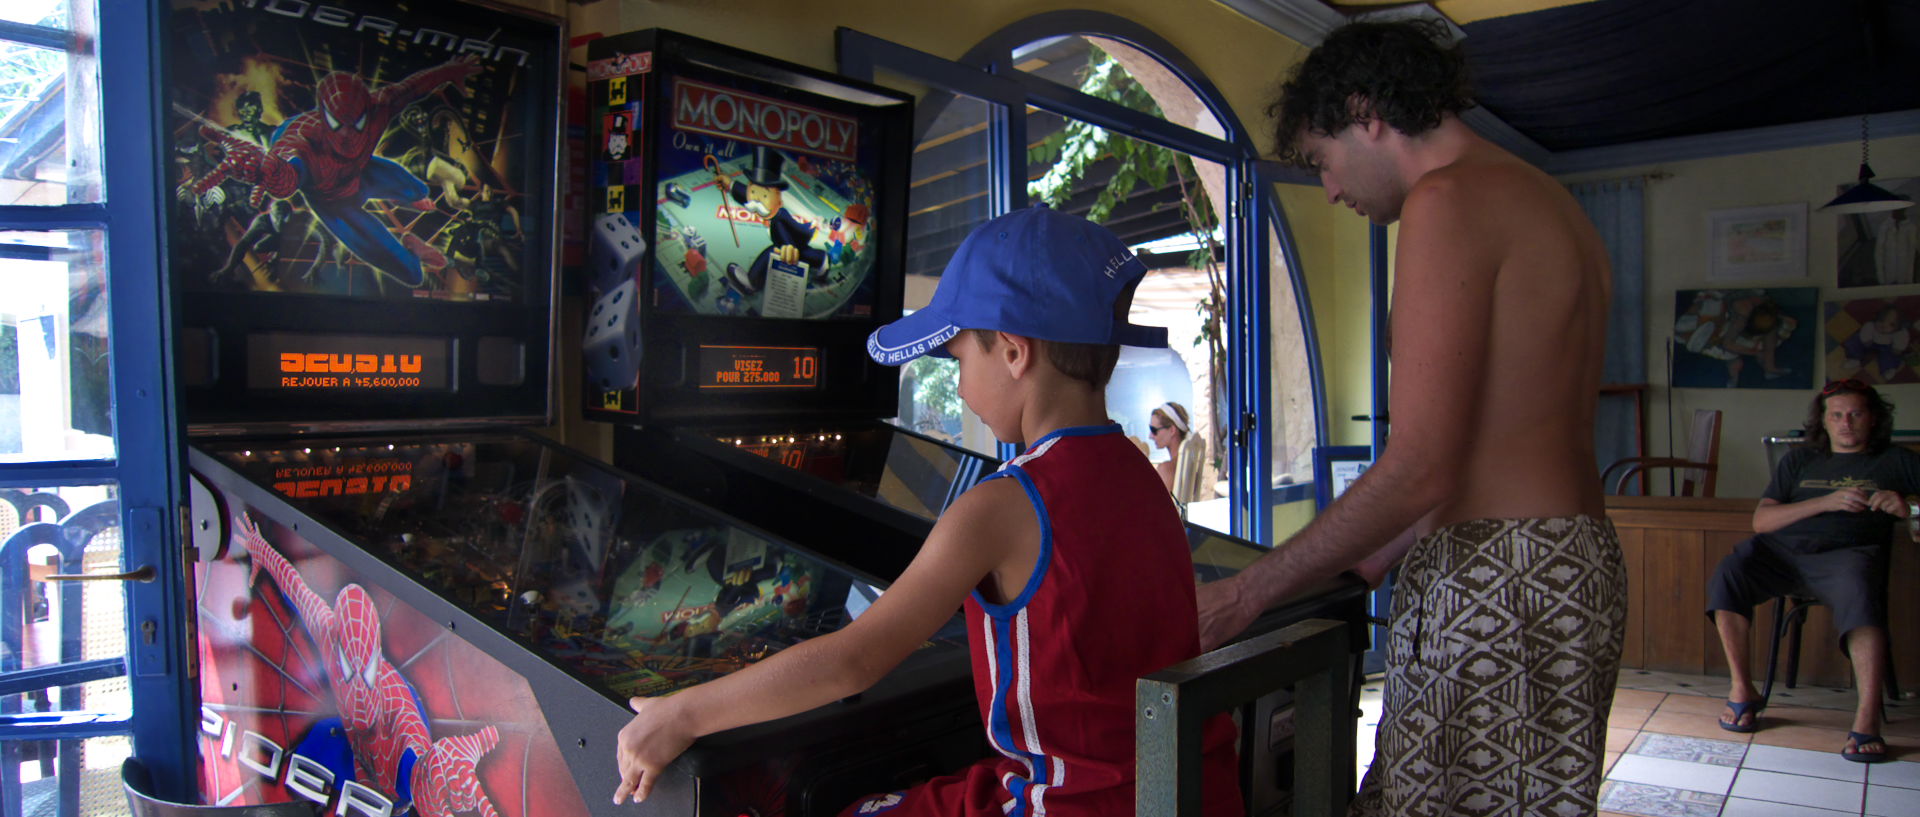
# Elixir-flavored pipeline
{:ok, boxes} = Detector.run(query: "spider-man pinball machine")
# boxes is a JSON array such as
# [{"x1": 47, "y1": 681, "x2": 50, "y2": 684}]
[{"x1": 168, "y1": 5, "x2": 979, "y2": 817}]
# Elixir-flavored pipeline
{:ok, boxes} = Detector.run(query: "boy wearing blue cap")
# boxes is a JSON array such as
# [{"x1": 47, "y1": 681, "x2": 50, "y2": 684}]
[{"x1": 613, "y1": 206, "x2": 1242, "y2": 816}]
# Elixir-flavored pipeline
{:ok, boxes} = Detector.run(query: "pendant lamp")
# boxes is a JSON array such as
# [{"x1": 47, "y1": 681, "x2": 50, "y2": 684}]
[{"x1": 1821, "y1": 115, "x2": 1913, "y2": 214}]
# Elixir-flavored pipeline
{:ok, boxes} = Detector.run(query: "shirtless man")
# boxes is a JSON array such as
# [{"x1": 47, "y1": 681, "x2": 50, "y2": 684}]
[{"x1": 1195, "y1": 20, "x2": 1624, "y2": 817}]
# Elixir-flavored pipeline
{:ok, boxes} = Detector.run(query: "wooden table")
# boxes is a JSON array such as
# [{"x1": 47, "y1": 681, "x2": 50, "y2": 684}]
[{"x1": 1607, "y1": 495, "x2": 1918, "y2": 690}]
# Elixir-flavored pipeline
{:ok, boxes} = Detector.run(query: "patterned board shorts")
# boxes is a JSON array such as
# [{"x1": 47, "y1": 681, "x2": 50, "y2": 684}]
[{"x1": 1349, "y1": 515, "x2": 1627, "y2": 817}]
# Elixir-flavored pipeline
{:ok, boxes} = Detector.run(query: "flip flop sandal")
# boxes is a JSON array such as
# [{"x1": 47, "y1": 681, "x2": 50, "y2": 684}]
[
  {"x1": 1718, "y1": 699, "x2": 1762, "y2": 733},
  {"x1": 1842, "y1": 731, "x2": 1889, "y2": 763}
]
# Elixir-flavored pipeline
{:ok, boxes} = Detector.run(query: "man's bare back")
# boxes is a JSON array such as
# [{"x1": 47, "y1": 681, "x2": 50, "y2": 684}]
[{"x1": 1408, "y1": 146, "x2": 1611, "y2": 534}]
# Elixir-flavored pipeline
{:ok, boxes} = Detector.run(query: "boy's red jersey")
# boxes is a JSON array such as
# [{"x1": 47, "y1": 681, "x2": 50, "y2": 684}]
[
  {"x1": 963, "y1": 425, "x2": 1241, "y2": 816},
  {"x1": 841, "y1": 424, "x2": 1241, "y2": 817}
]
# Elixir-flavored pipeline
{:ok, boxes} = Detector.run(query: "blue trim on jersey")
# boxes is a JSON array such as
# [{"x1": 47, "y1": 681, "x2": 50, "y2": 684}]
[
  {"x1": 971, "y1": 466, "x2": 1053, "y2": 618},
  {"x1": 1020, "y1": 422, "x2": 1122, "y2": 456},
  {"x1": 986, "y1": 612, "x2": 1022, "y2": 810}
]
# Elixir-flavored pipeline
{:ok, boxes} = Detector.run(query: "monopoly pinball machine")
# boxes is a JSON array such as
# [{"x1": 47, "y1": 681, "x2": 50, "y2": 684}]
[
  {"x1": 572, "y1": 31, "x2": 1368, "y2": 816},
  {"x1": 166, "y1": 6, "x2": 979, "y2": 816}
]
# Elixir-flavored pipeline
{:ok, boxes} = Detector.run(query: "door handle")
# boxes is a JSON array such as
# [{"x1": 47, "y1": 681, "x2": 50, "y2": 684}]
[{"x1": 38, "y1": 565, "x2": 156, "y2": 583}]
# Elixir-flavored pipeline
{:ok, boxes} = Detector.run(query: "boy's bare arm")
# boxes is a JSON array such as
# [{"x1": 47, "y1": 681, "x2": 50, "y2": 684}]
[
  {"x1": 613, "y1": 478, "x2": 1033, "y2": 803},
  {"x1": 1198, "y1": 178, "x2": 1495, "y2": 648}
]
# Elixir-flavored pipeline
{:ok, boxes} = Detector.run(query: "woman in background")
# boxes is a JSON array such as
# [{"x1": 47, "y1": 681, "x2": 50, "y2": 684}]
[{"x1": 1149, "y1": 402, "x2": 1209, "y2": 506}]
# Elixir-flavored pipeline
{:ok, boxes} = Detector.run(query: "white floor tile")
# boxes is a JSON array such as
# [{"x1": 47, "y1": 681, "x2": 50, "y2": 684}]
[
  {"x1": 1720, "y1": 797, "x2": 1858, "y2": 817},
  {"x1": 1608, "y1": 754, "x2": 1738, "y2": 795},
  {"x1": 1730, "y1": 769, "x2": 1866, "y2": 812},
  {"x1": 1740, "y1": 744, "x2": 1867, "y2": 782},
  {"x1": 1866, "y1": 783, "x2": 1920, "y2": 817},
  {"x1": 1868, "y1": 758, "x2": 1920, "y2": 791}
]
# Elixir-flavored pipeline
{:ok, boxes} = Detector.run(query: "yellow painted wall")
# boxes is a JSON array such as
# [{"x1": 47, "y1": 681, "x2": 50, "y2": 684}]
[{"x1": 1562, "y1": 133, "x2": 1920, "y2": 498}]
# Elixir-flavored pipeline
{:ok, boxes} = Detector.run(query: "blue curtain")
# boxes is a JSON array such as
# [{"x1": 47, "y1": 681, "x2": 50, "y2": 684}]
[{"x1": 1570, "y1": 178, "x2": 1647, "y2": 486}]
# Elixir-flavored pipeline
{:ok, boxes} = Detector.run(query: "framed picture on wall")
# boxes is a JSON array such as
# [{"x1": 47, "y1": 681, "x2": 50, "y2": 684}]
[
  {"x1": 1835, "y1": 176, "x2": 1919, "y2": 288},
  {"x1": 1706, "y1": 203, "x2": 1807, "y2": 281},
  {"x1": 1824, "y1": 295, "x2": 1920, "y2": 384},
  {"x1": 1671, "y1": 287, "x2": 1817, "y2": 389}
]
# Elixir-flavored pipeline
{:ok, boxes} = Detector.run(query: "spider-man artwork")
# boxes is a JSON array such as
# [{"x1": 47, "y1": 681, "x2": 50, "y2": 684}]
[
  {"x1": 165, "y1": 0, "x2": 554, "y2": 302},
  {"x1": 195, "y1": 511, "x2": 590, "y2": 817}
]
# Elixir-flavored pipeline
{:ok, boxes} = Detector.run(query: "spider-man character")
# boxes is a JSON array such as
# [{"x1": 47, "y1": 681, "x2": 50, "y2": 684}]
[
  {"x1": 236, "y1": 513, "x2": 501, "y2": 817},
  {"x1": 190, "y1": 59, "x2": 482, "y2": 289}
]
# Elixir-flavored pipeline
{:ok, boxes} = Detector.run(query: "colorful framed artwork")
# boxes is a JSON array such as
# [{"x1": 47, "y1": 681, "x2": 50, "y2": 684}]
[
  {"x1": 1706, "y1": 203, "x2": 1807, "y2": 281},
  {"x1": 1672, "y1": 287, "x2": 1817, "y2": 389},
  {"x1": 1824, "y1": 295, "x2": 1920, "y2": 384}
]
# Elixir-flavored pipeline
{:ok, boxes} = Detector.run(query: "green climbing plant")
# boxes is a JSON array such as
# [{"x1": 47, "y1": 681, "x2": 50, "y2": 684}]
[{"x1": 1025, "y1": 44, "x2": 1228, "y2": 465}]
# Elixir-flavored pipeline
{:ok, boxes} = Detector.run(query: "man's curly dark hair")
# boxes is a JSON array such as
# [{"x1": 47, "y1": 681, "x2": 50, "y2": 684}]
[
  {"x1": 1802, "y1": 381, "x2": 1895, "y2": 456},
  {"x1": 1267, "y1": 19, "x2": 1475, "y2": 166}
]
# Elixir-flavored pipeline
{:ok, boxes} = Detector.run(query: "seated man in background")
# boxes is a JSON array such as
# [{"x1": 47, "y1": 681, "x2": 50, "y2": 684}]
[{"x1": 1706, "y1": 379, "x2": 1920, "y2": 762}]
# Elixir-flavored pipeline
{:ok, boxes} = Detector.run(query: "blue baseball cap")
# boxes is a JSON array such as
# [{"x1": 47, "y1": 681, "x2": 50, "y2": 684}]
[{"x1": 867, "y1": 205, "x2": 1168, "y2": 365}]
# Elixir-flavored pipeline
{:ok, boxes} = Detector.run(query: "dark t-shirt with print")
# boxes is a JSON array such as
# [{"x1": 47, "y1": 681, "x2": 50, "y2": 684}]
[{"x1": 1758, "y1": 444, "x2": 1920, "y2": 553}]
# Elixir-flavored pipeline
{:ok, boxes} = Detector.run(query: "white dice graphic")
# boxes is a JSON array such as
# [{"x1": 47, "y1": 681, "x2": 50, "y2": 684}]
[
  {"x1": 590, "y1": 212, "x2": 647, "y2": 295},
  {"x1": 583, "y1": 280, "x2": 640, "y2": 392}
]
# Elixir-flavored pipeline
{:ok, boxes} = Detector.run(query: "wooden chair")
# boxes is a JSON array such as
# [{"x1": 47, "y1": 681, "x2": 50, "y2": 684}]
[{"x1": 1604, "y1": 409, "x2": 1722, "y2": 497}]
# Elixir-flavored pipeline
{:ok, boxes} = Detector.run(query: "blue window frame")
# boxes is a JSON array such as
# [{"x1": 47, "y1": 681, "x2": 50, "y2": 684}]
[
  {"x1": 0, "y1": 0, "x2": 193, "y2": 810},
  {"x1": 840, "y1": 13, "x2": 1327, "y2": 543}
]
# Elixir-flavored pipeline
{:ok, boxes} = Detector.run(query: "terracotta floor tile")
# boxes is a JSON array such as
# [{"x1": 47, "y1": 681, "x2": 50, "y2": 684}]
[
  {"x1": 1655, "y1": 692, "x2": 1735, "y2": 718},
  {"x1": 1607, "y1": 727, "x2": 1638, "y2": 753},
  {"x1": 1767, "y1": 704, "x2": 1863, "y2": 730},
  {"x1": 1609, "y1": 706, "x2": 1654, "y2": 731},
  {"x1": 1642, "y1": 710, "x2": 1752, "y2": 742},
  {"x1": 1612, "y1": 688, "x2": 1668, "y2": 710},
  {"x1": 1751, "y1": 723, "x2": 1853, "y2": 753},
  {"x1": 1603, "y1": 751, "x2": 1620, "y2": 776},
  {"x1": 1882, "y1": 713, "x2": 1920, "y2": 738}
]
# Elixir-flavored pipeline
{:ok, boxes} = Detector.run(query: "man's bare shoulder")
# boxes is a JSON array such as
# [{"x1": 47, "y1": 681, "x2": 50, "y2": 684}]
[{"x1": 1410, "y1": 155, "x2": 1566, "y2": 214}]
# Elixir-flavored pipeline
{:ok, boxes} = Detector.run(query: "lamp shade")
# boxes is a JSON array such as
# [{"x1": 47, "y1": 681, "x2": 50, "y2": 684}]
[{"x1": 1821, "y1": 163, "x2": 1914, "y2": 214}]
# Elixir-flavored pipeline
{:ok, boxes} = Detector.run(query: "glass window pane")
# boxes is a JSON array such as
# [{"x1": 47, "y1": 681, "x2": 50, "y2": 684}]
[
  {"x1": 0, "y1": 230, "x2": 114, "y2": 462},
  {"x1": 1269, "y1": 219, "x2": 1316, "y2": 492},
  {"x1": 8, "y1": 734, "x2": 131, "y2": 817},
  {"x1": 885, "y1": 80, "x2": 997, "y2": 456},
  {"x1": 2, "y1": 1, "x2": 70, "y2": 29},
  {"x1": 1011, "y1": 35, "x2": 1224, "y2": 139},
  {"x1": 0, "y1": 482, "x2": 121, "y2": 672},
  {"x1": 0, "y1": 2, "x2": 102, "y2": 205}
]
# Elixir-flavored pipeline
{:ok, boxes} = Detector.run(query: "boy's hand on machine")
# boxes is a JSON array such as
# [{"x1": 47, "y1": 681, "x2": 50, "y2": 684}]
[{"x1": 613, "y1": 695, "x2": 694, "y2": 805}]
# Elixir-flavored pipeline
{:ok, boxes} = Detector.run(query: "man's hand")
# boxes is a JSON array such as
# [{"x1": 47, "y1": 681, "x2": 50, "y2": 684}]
[
  {"x1": 1823, "y1": 487, "x2": 1871, "y2": 514},
  {"x1": 773, "y1": 244, "x2": 801, "y2": 265},
  {"x1": 1867, "y1": 489, "x2": 1907, "y2": 517},
  {"x1": 1196, "y1": 576, "x2": 1257, "y2": 651},
  {"x1": 612, "y1": 696, "x2": 694, "y2": 805}
]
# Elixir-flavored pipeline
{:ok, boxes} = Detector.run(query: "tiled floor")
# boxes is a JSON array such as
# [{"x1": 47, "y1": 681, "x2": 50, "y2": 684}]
[{"x1": 1353, "y1": 669, "x2": 1920, "y2": 816}]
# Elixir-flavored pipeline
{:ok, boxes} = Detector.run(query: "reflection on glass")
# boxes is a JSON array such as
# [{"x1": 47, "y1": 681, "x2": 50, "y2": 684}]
[
  {"x1": 208, "y1": 435, "x2": 964, "y2": 700},
  {"x1": 891, "y1": 84, "x2": 996, "y2": 454},
  {"x1": 0, "y1": 230, "x2": 113, "y2": 462},
  {"x1": 0, "y1": 3, "x2": 102, "y2": 205}
]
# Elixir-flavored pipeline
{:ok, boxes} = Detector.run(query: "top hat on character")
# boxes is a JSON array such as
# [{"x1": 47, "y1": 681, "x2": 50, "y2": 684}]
[
  {"x1": 727, "y1": 146, "x2": 790, "y2": 205},
  {"x1": 865, "y1": 204, "x2": 1168, "y2": 366}
]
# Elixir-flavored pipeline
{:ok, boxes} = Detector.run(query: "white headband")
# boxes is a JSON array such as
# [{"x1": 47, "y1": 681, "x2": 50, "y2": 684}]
[{"x1": 1156, "y1": 402, "x2": 1188, "y2": 434}]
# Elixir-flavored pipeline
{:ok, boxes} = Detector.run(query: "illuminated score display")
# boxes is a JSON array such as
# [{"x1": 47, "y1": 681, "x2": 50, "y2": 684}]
[
  {"x1": 249, "y1": 333, "x2": 452, "y2": 392},
  {"x1": 697, "y1": 345, "x2": 820, "y2": 390}
]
